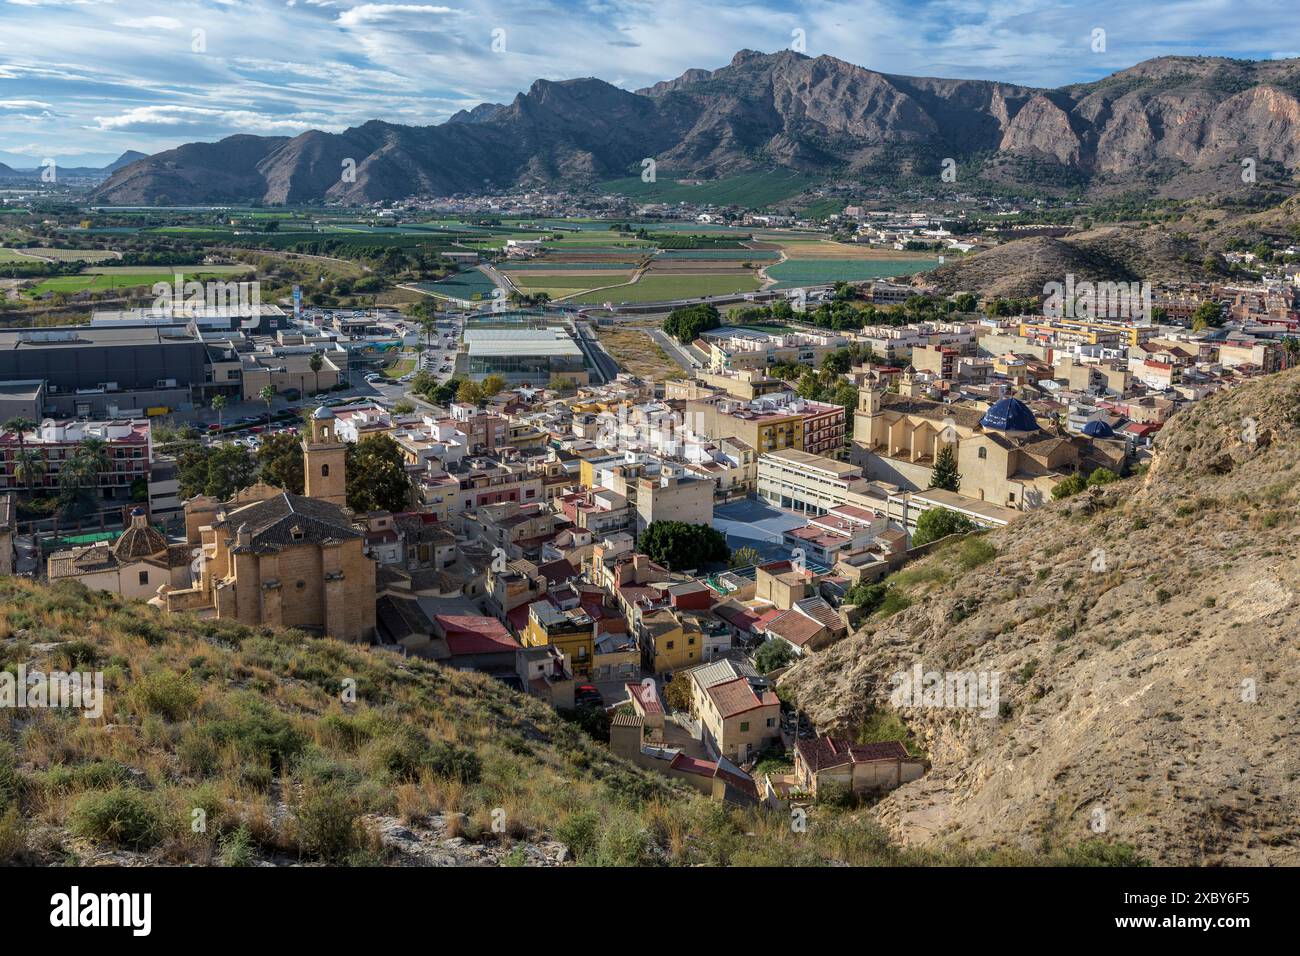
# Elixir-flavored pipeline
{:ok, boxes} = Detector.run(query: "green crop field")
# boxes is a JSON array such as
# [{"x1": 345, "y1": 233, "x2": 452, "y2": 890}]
[
  {"x1": 569, "y1": 272, "x2": 761, "y2": 304},
  {"x1": 25, "y1": 264, "x2": 253, "y2": 297},
  {"x1": 412, "y1": 268, "x2": 499, "y2": 301},
  {"x1": 597, "y1": 170, "x2": 818, "y2": 208},
  {"x1": 764, "y1": 257, "x2": 940, "y2": 289}
]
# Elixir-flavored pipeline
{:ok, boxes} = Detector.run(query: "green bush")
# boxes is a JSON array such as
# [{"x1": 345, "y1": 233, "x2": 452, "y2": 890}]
[
  {"x1": 206, "y1": 697, "x2": 305, "y2": 772},
  {"x1": 70, "y1": 788, "x2": 164, "y2": 850},
  {"x1": 132, "y1": 670, "x2": 200, "y2": 722},
  {"x1": 0, "y1": 743, "x2": 17, "y2": 811},
  {"x1": 220, "y1": 825, "x2": 256, "y2": 867},
  {"x1": 425, "y1": 741, "x2": 481, "y2": 784},
  {"x1": 555, "y1": 808, "x2": 600, "y2": 861},
  {"x1": 294, "y1": 784, "x2": 363, "y2": 863}
]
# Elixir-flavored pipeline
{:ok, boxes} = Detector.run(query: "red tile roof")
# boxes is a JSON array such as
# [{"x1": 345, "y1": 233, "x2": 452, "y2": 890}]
[
  {"x1": 796, "y1": 736, "x2": 908, "y2": 772},
  {"x1": 764, "y1": 609, "x2": 825, "y2": 647},
  {"x1": 707, "y1": 676, "x2": 779, "y2": 719},
  {"x1": 435, "y1": 615, "x2": 520, "y2": 656}
]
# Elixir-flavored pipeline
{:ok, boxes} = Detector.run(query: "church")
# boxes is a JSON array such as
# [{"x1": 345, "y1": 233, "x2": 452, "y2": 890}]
[
  {"x1": 157, "y1": 406, "x2": 376, "y2": 643},
  {"x1": 851, "y1": 376, "x2": 1127, "y2": 511}
]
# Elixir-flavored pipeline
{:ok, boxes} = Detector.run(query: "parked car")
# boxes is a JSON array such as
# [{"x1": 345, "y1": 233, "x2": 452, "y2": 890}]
[{"x1": 574, "y1": 685, "x2": 603, "y2": 707}]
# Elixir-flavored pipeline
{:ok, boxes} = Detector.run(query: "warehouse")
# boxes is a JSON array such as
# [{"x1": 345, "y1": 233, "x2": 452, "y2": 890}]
[{"x1": 463, "y1": 327, "x2": 589, "y2": 386}]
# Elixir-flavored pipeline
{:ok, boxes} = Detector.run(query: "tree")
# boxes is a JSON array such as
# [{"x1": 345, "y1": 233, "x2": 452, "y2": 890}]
[
  {"x1": 729, "y1": 545, "x2": 762, "y2": 569},
  {"x1": 928, "y1": 445, "x2": 962, "y2": 492},
  {"x1": 638, "y1": 520, "x2": 729, "y2": 571},
  {"x1": 754, "y1": 638, "x2": 795, "y2": 674},
  {"x1": 257, "y1": 432, "x2": 305, "y2": 495},
  {"x1": 662, "y1": 303, "x2": 720, "y2": 345},
  {"x1": 259, "y1": 384, "x2": 276, "y2": 428},
  {"x1": 663, "y1": 672, "x2": 693, "y2": 714},
  {"x1": 911, "y1": 507, "x2": 977, "y2": 547},
  {"x1": 479, "y1": 374, "x2": 506, "y2": 400},
  {"x1": 177, "y1": 444, "x2": 257, "y2": 500},
  {"x1": 1086, "y1": 467, "x2": 1119, "y2": 487},
  {"x1": 13, "y1": 448, "x2": 45, "y2": 494},
  {"x1": 456, "y1": 379, "x2": 483, "y2": 405},
  {"x1": 345, "y1": 434, "x2": 411, "y2": 513},
  {"x1": 3, "y1": 417, "x2": 37, "y2": 472},
  {"x1": 309, "y1": 351, "x2": 324, "y2": 396},
  {"x1": 1191, "y1": 300, "x2": 1223, "y2": 331},
  {"x1": 211, "y1": 394, "x2": 227, "y2": 430},
  {"x1": 843, "y1": 580, "x2": 889, "y2": 614},
  {"x1": 1051, "y1": 472, "x2": 1088, "y2": 500}
]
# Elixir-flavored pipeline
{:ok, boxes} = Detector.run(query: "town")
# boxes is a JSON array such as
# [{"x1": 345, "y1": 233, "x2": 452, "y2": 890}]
[{"x1": 2, "y1": 205, "x2": 1294, "y2": 816}]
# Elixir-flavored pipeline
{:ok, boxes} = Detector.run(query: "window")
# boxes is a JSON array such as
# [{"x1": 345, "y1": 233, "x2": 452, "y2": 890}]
[
  {"x1": 740, "y1": 722, "x2": 750, "y2": 732},
  {"x1": 666, "y1": 641, "x2": 674, "y2": 650},
  {"x1": 978, "y1": 447, "x2": 987, "y2": 459},
  {"x1": 138, "y1": 571, "x2": 149, "y2": 586},
  {"x1": 767, "y1": 717, "x2": 776, "y2": 727},
  {"x1": 321, "y1": 463, "x2": 330, "y2": 477}
]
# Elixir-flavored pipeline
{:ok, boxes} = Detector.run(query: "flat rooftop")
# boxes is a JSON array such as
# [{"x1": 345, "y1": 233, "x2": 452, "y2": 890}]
[
  {"x1": 465, "y1": 327, "x2": 582, "y2": 358},
  {"x1": 763, "y1": 447, "x2": 861, "y2": 477},
  {"x1": 0, "y1": 326, "x2": 200, "y2": 349}
]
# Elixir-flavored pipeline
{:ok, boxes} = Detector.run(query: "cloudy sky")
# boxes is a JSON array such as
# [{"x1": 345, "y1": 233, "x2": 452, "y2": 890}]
[{"x1": 1, "y1": 0, "x2": 1297, "y2": 167}]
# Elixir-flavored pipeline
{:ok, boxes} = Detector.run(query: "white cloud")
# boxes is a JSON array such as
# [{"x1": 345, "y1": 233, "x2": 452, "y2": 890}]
[
  {"x1": 114, "y1": 16, "x2": 183, "y2": 30},
  {"x1": 336, "y1": 3, "x2": 458, "y2": 28}
]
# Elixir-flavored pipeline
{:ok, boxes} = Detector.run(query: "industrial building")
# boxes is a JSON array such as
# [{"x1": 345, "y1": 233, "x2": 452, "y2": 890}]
[{"x1": 463, "y1": 327, "x2": 589, "y2": 386}]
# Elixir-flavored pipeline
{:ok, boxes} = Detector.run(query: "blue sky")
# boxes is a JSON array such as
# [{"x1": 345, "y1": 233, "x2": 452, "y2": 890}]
[{"x1": 1, "y1": 0, "x2": 1297, "y2": 167}]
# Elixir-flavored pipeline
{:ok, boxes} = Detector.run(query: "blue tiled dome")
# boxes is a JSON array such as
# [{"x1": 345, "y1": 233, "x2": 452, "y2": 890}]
[
  {"x1": 1082, "y1": 419, "x2": 1114, "y2": 438},
  {"x1": 980, "y1": 397, "x2": 1038, "y2": 432}
]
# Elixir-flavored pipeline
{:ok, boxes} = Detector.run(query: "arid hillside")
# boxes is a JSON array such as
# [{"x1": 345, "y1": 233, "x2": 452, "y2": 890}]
[{"x1": 782, "y1": 367, "x2": 1300, "y2": 865}]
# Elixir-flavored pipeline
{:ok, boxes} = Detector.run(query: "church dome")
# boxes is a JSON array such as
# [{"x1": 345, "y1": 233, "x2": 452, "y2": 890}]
[
  {"x1": 980, "y1": 397, "x2": 1039, "y2": 432},
  {"x1": 311, "y1": 405, "x2": 335, "y2": 421},
  {"x1": 113, "y1": 507, "x2": 167, "y2": 561},
  {"x1": 1082, "y1": 419, "x2": 1114, "y2": 438}
]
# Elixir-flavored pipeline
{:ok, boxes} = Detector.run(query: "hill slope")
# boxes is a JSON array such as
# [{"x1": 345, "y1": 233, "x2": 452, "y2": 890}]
[
  {"x1": 781, "y1": 367, "x2": 1300, "y2": 865},
  {"x1": 0, "y1": 578, "x2": 1134, "y2": 866},
  {"x1": 91, "y1": 51, "x2": 1300, "y2": 204}
]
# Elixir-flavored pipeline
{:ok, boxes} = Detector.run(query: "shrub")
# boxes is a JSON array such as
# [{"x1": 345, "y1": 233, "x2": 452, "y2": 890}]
[
  {"x1": 55, "y1": 640, "x2": 103, "y2": 670},
  {"x1": 206, "y1": 697, "x2": 305, "y2": 772},
  {"x1": 957, "y1": 536, "x2": 997, "y2": 570},
  {"x1": 131, "y1": 670, "x2": 199, "y2": 722},
  {"x1": 754, "y1": 638, "x2": 795, "y2": 674},
  {"x1": 294, "y1": 784, "x2": 363, "y2": 863},
  {"x1": 555, "y1": 808, "x2": 599, "y2": 861},
  {"x1": 0, "y1": 806, "x2": 24, "y2": 863},
  {"x1": 70, "y1": 788, "x2": 164, "y2": 850},
  {"x1": 0, "y1": 743, "x2": 17, "y2": 811},
  {"x1": 220, "y1": 825, "x2": 256, "y2": 867},
  {"x1": 425, "y1": 741, "x2": 481, "y2": 784}
]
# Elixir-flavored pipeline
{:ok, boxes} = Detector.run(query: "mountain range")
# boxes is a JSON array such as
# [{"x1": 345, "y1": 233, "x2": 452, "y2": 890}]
[
  {"x1": 90, "y1": 50, "x2": 1300, "y2": 205},
  {"x1": 0, "y1": 151, "x2": 146, "y2": 182}
]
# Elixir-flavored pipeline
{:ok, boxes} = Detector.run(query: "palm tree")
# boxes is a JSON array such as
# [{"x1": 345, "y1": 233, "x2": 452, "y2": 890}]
[
  {"x1": 309, "y1": 351, "x2": 324, "y2": 396},
  {"x1": 260, "y1": 384, "x2": 276, "y2": 428},
  {"x1": 12, "y1": 448, "x2": 45, "y2": 494},
  {"x1": 3, "y1": 415, "x2": 36, "y2": 497},
  {"x1": 417, "y1": 316, "x2": 437, "y2": 352},
  {"x1": 211, "y1": 394, "x2": 227, "y2": 430}
]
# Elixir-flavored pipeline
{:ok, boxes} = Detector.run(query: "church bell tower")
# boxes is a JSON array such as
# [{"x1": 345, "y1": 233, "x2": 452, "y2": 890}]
[{"x1": 303, "y1": 406, "x2": 347, "y2": 507}]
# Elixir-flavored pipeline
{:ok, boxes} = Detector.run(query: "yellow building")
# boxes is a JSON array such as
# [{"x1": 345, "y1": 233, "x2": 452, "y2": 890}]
[
  {"x1": 520, "y1": 601, "x2": 595, "y2": 678},
  {"x1": 638, "y1": 607, "x2": 702, "y2": 674}
]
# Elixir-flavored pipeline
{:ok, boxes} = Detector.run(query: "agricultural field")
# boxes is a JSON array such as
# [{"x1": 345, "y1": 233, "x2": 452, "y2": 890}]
[
  {"x1": 775, "y1": 239, "x2": 936, "y2": 260},
  {"x1": 764, "y1": 257, "x2": 940, "y2": 289},
  {"x1": 412, "y1": 268, "x2": 499, "y2": 302},
  {"x1": 24, "y1": 263, "x2": 254, "y2": 297},
  {"x1": 569, "y1": 272, "x2": 761, "y2": 304},
  {"x1": 597, "y1": 170, "x2": 818, "y2": 207},
  {"x1": 0, "y1": 247, "x2": 119, "y2": 263}
]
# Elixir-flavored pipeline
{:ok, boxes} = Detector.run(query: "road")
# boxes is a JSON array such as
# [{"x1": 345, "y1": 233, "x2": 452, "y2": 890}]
[{"x1": 646, "y1": 327, "x2": 703, "y2": 372}]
